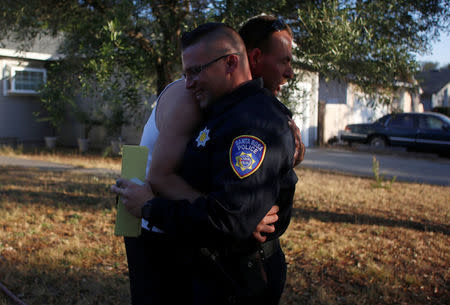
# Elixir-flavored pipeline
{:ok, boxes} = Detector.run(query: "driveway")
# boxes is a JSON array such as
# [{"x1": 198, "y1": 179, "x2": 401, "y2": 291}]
[{"x1": 300, "y1": 148, "x2": 450, "y2": 186}]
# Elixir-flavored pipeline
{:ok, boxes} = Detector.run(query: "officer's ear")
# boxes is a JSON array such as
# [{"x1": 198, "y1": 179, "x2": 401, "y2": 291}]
[
  {"x1": 247, "y1": 48, "x2": 263, "y2": 74},
  {"x1": 224, "y1": 53, "x2": 239, "y2": 74}
]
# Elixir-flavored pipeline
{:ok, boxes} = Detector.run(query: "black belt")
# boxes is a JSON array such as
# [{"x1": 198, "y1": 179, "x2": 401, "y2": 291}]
[
  {"x1": 246, "y1": 238, "x2": 280, "y2": 262},
  {"x1": 198, "y1": 238, "x2": 281, "y2": 299},
  {"x1": 259, "y1": 238, "x2": 280, "y2": 260},
  {"x1": 200, "y1": 238, "x2": 280, "y2": 261}
]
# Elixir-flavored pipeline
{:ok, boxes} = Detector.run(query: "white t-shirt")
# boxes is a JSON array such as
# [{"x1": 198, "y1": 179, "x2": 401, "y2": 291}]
[{"x1": 139, "y1": 79, "x2": 182, "y2": 232}]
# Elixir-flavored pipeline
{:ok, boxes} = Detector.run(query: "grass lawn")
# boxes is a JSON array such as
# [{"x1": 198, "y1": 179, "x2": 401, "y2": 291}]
[{"x1": 0, "y1": 147, "x2": 449, "y2": 304}]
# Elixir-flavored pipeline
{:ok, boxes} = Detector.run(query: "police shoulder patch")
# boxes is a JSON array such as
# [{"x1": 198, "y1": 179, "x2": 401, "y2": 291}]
[{"x1": 229, "y1": 135, "x2": 266, "y2": 179}]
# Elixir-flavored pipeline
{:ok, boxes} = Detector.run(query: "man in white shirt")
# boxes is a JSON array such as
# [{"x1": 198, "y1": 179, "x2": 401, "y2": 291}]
[{"x1": 113, "y1": 15, "x2": 304, "y2": 305}]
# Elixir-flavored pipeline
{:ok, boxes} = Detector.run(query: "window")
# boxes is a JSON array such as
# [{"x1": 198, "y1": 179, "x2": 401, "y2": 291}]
[
  {"x1": 4, "y1": 66, "x2": 46, "y2": 95},
  {"x1": 418, "y1": 116, "x2": 445, "y2": 130},
  {"x1": 377, "y1": 115, "x2": 390, "y2": 126},
  {"x1": 388, "y1": 115, "x2": 415, "y2": 129}
]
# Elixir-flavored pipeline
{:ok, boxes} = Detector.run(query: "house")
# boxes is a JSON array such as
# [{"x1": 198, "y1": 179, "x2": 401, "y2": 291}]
[
  {"x1": 416, "y1": 68, "x2": 450, "y2": 111},
  {"x1": 1, "y1": 35, "x2": 320, "y2": 149},
  {"x1": 0, "y1": 35, "x2": 63, "y2": 145},
  {"x1": 0, "y1": 35, "x2": 147, "y2": 148},
  {"x1": 318, "y1": 69, "x2": 450, "y2": 145},
  {"x1": 317, "y1": 77, "x2": 422, "y2": 144},
  {"x1": 283, "y1": 70, "x2": 319, "y2": 148}
]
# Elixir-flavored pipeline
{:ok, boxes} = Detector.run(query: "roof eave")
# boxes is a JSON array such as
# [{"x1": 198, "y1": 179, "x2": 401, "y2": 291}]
[{"x1": 0, "y1": 48, "x2": 64, "y2": 61}]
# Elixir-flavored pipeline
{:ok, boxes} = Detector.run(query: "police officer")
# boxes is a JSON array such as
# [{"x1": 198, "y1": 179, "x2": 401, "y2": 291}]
[{"x1": 122, "y1": 23, "x2": 297, "y2": 305}]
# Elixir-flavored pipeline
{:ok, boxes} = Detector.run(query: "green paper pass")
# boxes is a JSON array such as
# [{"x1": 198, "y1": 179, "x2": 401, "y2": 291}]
[{"x1": 114, "y1": 145, "x2": 149, "y2": 237}]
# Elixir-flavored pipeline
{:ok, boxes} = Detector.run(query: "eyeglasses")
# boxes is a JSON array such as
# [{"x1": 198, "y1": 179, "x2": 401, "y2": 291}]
[{"x1": 183, "y1": 52, "x2": 240, "y2": 81}]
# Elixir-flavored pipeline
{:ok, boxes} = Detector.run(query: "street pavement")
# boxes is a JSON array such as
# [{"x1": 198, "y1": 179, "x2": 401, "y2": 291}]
[{"x1": 300, "y1": 147, "x2": 450, "y2": 186}]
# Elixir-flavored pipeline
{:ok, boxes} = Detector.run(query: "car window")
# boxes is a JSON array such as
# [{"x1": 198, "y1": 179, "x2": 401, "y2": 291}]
[
  {"x1": 377, "y1": 115, "x2": 390, "y2": 125},
  {"x1": 419, "y1": 116, "x2": 445, "y2": 130},
  {"x1": 388, "y1": 115, "x2": 414, "y2": 129}
]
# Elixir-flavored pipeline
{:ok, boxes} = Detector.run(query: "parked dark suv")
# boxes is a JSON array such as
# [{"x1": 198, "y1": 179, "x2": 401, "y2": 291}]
[{"x1": 340, "y1": 112, "x2": 450, "y2": 155}]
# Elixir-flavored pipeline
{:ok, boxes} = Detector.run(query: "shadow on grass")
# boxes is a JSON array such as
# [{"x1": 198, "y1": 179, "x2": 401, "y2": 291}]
[
  {"x1": 292, "y1": 208, "x2": 449, "y2": 235},
  {"x1": 0, "y1": 166, "x2": 116, "y2": 211},
  {"x1": 0, "y1": 261, "x2": 130, "y2": 305},
  {"x1": 1, "y1": 188, "x2": 115, "y2": 210}
]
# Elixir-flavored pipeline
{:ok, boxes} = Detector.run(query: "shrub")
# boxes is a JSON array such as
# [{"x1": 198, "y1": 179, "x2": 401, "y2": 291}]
[{"x1": 432, "y1": 106, "x2": 450, "y2": 117}]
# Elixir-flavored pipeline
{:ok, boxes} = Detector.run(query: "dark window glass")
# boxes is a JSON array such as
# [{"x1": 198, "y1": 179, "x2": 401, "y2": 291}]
[
  {"x1": 418, "y1": 116, "x2": 445, "y2": 130},
  {"x1": 377, "y1": 115, "x2": 390, "y2": 125},
  {"x1": 388, "y1": 115, "x2": 414, "y2": 129},
  {"x1": 14, "y1": 70, "x2": 44, "y2": 91}
]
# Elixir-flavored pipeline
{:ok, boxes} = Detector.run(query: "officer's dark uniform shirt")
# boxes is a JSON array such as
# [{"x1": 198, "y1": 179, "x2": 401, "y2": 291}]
[{"x1": 143, "y1": 78, "x2": 298, "y2": 253}]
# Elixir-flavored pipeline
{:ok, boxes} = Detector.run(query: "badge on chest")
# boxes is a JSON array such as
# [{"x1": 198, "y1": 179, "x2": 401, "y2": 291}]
[
  {"x1": 229, "y1": 135, "x2": 266, "y2": 179},
  {"x1": 196, "y1": 127, "x2": 210, "y2": 147}
]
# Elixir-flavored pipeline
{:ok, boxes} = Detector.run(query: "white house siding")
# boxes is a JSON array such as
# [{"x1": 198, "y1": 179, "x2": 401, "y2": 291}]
[
  {"x1": 319, "y1": 79, "x2": 353, "y2": 143},
  {"x1": 0, "y1": 58, "x2": 52, "y2": 143},
  {"x1": 319, "y1": 78, "x2": 421, "y2": 143},
  {"x1": 394, "y1": 88, "x2": 413, "y2": 112},
  {"x1": 319, "y1": 78, "x2": 347, "y2": 104},
  {"x1": 322, "y1": 82, "x2": 390, "y2": 143},
  {"x1": 291, "y1": 70, "x2": 319, "y2": 147},
  {"x1": 323, "y1": 104, "x2": 351, "y2": 142},
  {"x1": 432, "y1": 83, "x2": 450, "y2": 108}
]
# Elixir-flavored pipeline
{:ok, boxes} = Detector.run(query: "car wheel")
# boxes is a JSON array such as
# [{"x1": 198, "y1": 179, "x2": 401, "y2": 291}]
[{"x1": 369, "y1": 136, "x2": 386, "y2": 148}]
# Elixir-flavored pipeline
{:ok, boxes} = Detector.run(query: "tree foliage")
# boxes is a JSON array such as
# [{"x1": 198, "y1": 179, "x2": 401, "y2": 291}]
[
  {"x1": 1, "y1": 0, "x2": 449, "y2": 122},
  {"x1": 294, "y1": 1, "x2": 449, "y2": 93},
  {"x1": 420, "y1": 61, "x2": 440, "y2": 71}
]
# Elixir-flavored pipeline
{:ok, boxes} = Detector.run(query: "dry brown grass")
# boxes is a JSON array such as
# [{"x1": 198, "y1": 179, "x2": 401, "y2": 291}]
[
  {"x1": 0, "y1": 150, "x2": 449, "y2": 304},
  {"x1": 281, "y1": 168, "x2": 449, "y2": 305},
  {"x1": 0, "y1": 166, "x2": 127, "y2": 304}
]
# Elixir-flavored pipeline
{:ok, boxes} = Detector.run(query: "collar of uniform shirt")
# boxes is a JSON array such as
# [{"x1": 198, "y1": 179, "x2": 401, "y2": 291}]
[
  {"x1": 206, "y1": 77, "x2": 294, "y2": 120},
  {"x1": 204, "y1": 77, "x2": 264, "y2": 118}
]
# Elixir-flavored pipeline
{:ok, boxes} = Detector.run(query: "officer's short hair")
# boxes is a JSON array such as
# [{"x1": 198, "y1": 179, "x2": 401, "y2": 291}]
[
  {"x1": 181, "y1": 22, "x2": 242, "y2": 51},
  {"x1": 239, "y1": 15, "x2": 293, "y2": 52}
]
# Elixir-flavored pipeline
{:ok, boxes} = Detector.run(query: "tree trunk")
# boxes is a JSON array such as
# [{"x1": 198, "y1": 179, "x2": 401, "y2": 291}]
[
  {"x1": 156, "y1": 61, "x2": 171, "y2": 96},
  {"x1": 317, "y1": 100, "x2": 326, "y2": 146}
]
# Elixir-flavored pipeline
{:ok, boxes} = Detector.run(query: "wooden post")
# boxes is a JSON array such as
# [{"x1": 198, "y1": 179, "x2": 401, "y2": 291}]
[{"x1": 317, "y1": 100, "x2": 326, "y2": 146}]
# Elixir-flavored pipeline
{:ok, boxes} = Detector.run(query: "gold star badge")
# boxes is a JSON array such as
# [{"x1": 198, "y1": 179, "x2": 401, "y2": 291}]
[
  {"x1": 196, "y1": 127, "x2": 210, "y2": 147},
  {"x1": 235, "y1": 152, "x2": 255, "y2": 171}
]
